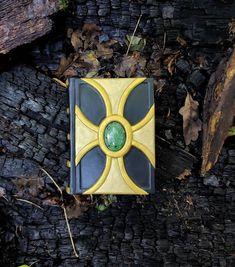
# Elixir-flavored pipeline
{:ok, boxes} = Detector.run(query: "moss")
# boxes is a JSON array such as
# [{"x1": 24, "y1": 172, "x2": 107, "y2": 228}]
[{"x1": 59, "y1": 0, "x2": 69, "y2": 11}]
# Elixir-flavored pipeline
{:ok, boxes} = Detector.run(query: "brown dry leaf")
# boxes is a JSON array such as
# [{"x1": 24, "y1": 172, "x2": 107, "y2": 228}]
[
  {"x1": 228, "y1": 20, "x2": 235, "y2": 40},
  {"x1": 179, "y1": 93, "x2": 202, "y2": 145},
  {"x1": 176, "y1": 36, "x2": 187, "y2": 46},
  {"x1": 82, "y1": 23, "x2": 101, "y2": 50},
  {"x1": 55, "y1": 54, "x2": 74, "y2": 77},
  {"x1": 96, "y1": 43, "x2": 113, "y2": 59},
  {"x1": 63, "y1": 66, "x2": 77, "y2": 78},
  {"x1": 42, "y1": 196, "x2": 61, "y2": 206},
  {"x1": 176, "y1": 169, "x2": 191, "y2": 180},
  {"x1": 166, "y1": 52, "x2": 180, "y2": 75},
  {"x1": 80, "y1": 51, "x2": 100, "y2": 77},
  {"x1": 82, "y1": 23, "x2": 101, "y2": 34},
  {"x1": 14, "y1": 177, "x2": 44, "y2": 197},
  {"x1": 65, "y1": 196, "x2": 89, "y2": 219},
  {"x1": 71, "y1": 30, "x2": 83, "y2": 51},
  {"x1": 65, "y1": 201, "x2": 89, "y2": 219},
  {"x1": 114, "y1": 55, "x2": 137, "y2": 77}
]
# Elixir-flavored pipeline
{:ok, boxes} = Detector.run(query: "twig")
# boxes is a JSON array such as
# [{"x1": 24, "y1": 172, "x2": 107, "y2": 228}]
[
  {"x1": 53, "y1": 78, "x2": 68, "y2": 88},
  {"x1": 41, "y1": 168, "x2": 63, "y2": 196},
  {"x1": 126, "y1": 14, "x2": 142, "y2": 56},
  {"x1": 41, "y1": 168, "x2": 79, "y2": 258},
  {"x1": 16, "y1": 198, "x2": 44, "y2": 210},
  {"x1": 163, "y1": 32, "x2": 167, "y2": 51},
  {"x1": 30, "y1": 260, "x2": 39, "y2": 266},
  {"x1": 63, "y1": 205, "x2": 79, "y2": 258}
]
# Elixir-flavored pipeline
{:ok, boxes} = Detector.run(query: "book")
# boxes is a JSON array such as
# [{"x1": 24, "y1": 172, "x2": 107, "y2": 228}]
[{"x1": 68, "y1": 78, "x2": 155, "y2": 195}]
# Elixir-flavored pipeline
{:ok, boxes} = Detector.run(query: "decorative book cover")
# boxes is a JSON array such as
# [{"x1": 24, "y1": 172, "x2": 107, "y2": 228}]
[{"x1": 68, "y1": 78, "x2": 155, "y2": 195}]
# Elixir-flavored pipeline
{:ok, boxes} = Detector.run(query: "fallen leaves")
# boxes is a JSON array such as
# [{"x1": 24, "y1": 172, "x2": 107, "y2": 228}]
[
  {"x1": 176, "y1": 169, "x2": 192, "y2": 180},
  {"x1": 54, "y1": 22, "x2": 150, "y2": 80},
  {"x1": 13, "y1": 176, "x2": 44, "y2": 197},
  {"x1": 71, "y1": 30, "x2": 83, "y2": 51},
  {"x1": 114, "y1": 51, "x2": 146, "y2": 77},
  {"x1": 124, "y1": 35, "x2": 146, "y2": 52},
  {"x1": 179, "y1": 92, "x2": 202, "y2": 145},
  {"x1": 114, "y1": 55, "x2": 138, "y2": 77},
  {"x1": 96, "y1": 42, "x2": 114, "y2": 59},
  {"x1": 96, "y1": 195, "x2": 117, "y2": 212},
  {"x1": 54, "y1": 23, "x2": 115, "y2": 79},
  {"x1": 65, "y1": 196, "x2": 89, "y2": 219}
]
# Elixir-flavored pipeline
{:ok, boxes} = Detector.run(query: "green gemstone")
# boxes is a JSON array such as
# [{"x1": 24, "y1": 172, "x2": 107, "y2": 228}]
[{"x1": 104, "y1": 121, "x2": 126, "y2": 151}]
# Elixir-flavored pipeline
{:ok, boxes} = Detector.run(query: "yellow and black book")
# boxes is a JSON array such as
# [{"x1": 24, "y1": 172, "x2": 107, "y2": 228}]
[{"x1": 68, "y1": 78, "x2": 155, "y2": 195}]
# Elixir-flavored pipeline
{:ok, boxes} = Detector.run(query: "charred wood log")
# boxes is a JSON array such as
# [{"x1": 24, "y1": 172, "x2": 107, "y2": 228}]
[
  {"x1": 0, "y1": 66, "x2": 234, "y2": 266},
  {"x1": 0, "y1": 0, "x2": 60, "y2": 54},
  {"x1": 201, "y1": 49, "x2": 235, "y2": 176},
  {"x1": 0, "y1": 65, "x2": 69, "y2": 180}
]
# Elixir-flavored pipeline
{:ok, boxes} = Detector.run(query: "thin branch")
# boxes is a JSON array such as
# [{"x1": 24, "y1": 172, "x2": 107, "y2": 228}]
[
  {"x1": 16, "y1": 198, "x2": 44, "y2": 210},
  {"x1": 41, "y1": 168, "x2": 63, "y2": 196},
  {"x1": 30, "y1": 260, "x2": 40, "y2": 266},
  {"x1": 63, "y1": 206, "x2": 79, "y2": 258},
  {"x1": 163, "y1": 31, "x2": 167, "y2": 51},
  {"x1": 126, "y1": 14, "x2": 142, "y2": 56},
  {"x1": 41, "y1": 168, "x2": 79, "y2": 258}
]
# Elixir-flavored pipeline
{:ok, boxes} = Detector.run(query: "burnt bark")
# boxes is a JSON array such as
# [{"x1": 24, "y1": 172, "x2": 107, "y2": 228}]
[
  {"x1": 201, "y1": 49, "x2": 235, "y2": 175},
  {"x1": 0, "y1": 0, "x2": 60, "y2": 54}
]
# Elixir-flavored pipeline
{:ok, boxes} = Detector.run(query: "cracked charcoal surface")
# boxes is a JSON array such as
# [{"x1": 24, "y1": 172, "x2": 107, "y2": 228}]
[
  {"x1": 0, "y1": 60, "x2": 234, "y2": 267},
  {"x1": 0, "y1": 0, "x2": 235, "y2": 266},
  {"x1": 30, "y1": 0, "x2": 235, "y2": 71}
]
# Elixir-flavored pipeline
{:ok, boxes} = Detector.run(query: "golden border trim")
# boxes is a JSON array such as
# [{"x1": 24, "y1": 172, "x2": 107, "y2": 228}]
[
  {"x1": 132, "y1": 105, "x2": 155, "y2": 132},
  {"x1": 75, "y1": 105, "x2": 98, "y2": 132},
  {"x1": 75, "y1": 140, "x2": 99, "y2": 165},
  {"x1": 81, "y1": 78, "x2": 112, "y2": 116},
  {"x1": 117, "y1": 78, "x2": 146, "y2": 115},
  {"x1": 98, "y1": 115, "x2": 133, "y2": 158},
  {"x1": 83, "y1": 156, "x2": 112, "y2": 194},
  {"x1": 118, "y1": 157, "x2": 148, "y2": 195},
  {"x1": 132, "y1": 140, "x2": 155, "y2": 167}
]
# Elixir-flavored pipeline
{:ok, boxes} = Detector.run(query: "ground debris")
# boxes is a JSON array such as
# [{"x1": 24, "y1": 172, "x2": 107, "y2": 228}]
[
  {"x1": 13, "y1": 176, "x2": 44, "y2": 197},
  {"x1": 179, "y1": 92, "x2": 202, "y2": 146}
]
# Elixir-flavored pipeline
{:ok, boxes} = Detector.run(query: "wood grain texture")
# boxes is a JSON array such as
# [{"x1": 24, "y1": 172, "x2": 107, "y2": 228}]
[
  {"x1": 201, "y1": 49, "x2": 235, "y2": 175},
  {"x1": 0, "y1": 0, "x2": 60, "y2": 54}
]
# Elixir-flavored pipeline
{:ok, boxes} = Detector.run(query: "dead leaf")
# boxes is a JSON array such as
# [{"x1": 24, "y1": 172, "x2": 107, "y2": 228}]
[
  {"x1": 114, "y1": 55, "x2": 137, "y2": 77},
  {"x1": 176, "y1": 36, "x2": 187, "y2": 46},
  {"x1": 80, "y1": 51, "x2": 100, "y2": 77},
  {"x1": 55, "y1": 54, "x2": 74, "y2": 77},
  {"x1": 42, "y1": 196, "x2": 61, "y2": 206},
  {"x1": 71, "y1": 30, "x2": 83, "y2": 51},
  {"x1": 179, "y1": 92, "x2": 202, "y2": 145},
  {"x1": 96, "y1": 43, "x2": 113, "y2": 59},
  {"x1": 14, "y1": 177, "x2": 44, "y2": 197},
  {"x1": 176, "y1": 169, "x2": 191, "y2": 180},
  {"x1": 166, "y1": 52, "x2": 180, "y2": 75},
  {"x1": 82, "y1": 23, "x2": 101, "y2": 50},
  {"x1": 65, "y1": 201, "x2": 89, "y2": 219},
  {"x1": 228, "y1": 126, "x2": 235, "y2": 137},
  {"x1": 82, "y1": 23, "x2": 101, "y2": 34},
  {"x1": 229, "y1": 20, "x2": 235, "y2": 40},
  {"x1": 124, "y1": 35, "x2": 146, "y2": 52}
]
